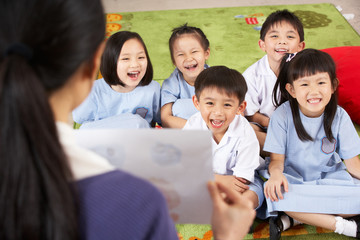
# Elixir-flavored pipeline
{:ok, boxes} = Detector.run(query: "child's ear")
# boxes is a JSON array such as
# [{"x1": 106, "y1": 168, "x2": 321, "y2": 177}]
[
  {"x1": 258, "y1": 39, "x2": 266, "y2": 52},
  {"x1": 332, "y1": 78, "x2": 340, "y2": 93},
  {"x1": 204, "y1": 48, "x2": 210, "y2": 60},
  {"x1": 236, "y1": 101, "x2": 247, "y2": 115},
  {"x1": 297, "y1": 41, "x2": 305, "y2": 51},
  {"x1": 285, "y1": 83, "x2": 296, "y2": 98},
  {"x1": 192, "y1": 95, "x2": 201, "y2": 110}
]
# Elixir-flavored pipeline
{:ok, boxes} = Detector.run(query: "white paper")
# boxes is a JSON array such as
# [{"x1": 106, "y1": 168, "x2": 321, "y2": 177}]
[{"x1": 74, "y1": 128, "x2": 214, "y2": 224}]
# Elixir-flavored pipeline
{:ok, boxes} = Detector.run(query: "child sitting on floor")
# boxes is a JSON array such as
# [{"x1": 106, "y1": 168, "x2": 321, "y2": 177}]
[
  {"x1": 183, "y1": 66, "x2": 265, "y2": 213},
  {"x1": 72, "y1": 31, "x2": 161, "y2": 129},
  {"x1": 243, "y1": 10, "x2": 305, "y2": 154},
  {"x1": 264, "y1": 49, "x2": 360, "y2": 240},
  {"x1": 161, "y1": 23, "x2": 210, "y2": 128}
]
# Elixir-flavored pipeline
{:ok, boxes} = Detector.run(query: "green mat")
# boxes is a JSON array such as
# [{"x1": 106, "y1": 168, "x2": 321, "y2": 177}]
[
  {"x1": 106, "y1": 3, "x2": 360, "y2": 85},
  {"x1": 105, "y1": 4, "x2": 360, "y2": 240}
]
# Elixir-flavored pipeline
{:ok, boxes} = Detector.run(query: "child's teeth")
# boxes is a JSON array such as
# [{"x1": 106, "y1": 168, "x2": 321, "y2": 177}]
[
  {"x1": 212, "y1": 120, "x2": 223, "y2": 126},
  {"x1": 308, "y1": 99, "x2": 320, "y2": 103}
]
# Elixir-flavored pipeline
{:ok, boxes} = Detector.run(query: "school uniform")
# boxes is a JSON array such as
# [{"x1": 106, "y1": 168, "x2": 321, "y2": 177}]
[
  {"x1": 263, "y1": 101, "x2": 360, "y2": 215},
  {"x1": 161, "y1": 65, "x2": 208, "y2": 119},
  {"x1": 183, "y1": 112, "x2": 265, "y2": 210},
  {"x1": 72, "y1": 78, "x2": 161, "y2": 128},
  {"x1": 243, "y1": 55, "x2": 278, "y2": 118}
]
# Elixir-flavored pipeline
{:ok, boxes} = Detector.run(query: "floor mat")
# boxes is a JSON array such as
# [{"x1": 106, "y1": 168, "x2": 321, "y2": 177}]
[{"x1": 105, "y1": 3, "x2": 360, "y2": 84}]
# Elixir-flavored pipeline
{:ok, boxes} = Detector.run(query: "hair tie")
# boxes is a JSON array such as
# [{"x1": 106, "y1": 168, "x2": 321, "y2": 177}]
[
  {"x1": 4, "y1": 43, "x2": 33, "y2": 61},
  {"x1": 286, "y1": 52, "x2": 298, "y2": 62}
]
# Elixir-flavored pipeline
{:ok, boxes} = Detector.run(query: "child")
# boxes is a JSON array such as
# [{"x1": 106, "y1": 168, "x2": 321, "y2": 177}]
[
  {"x1": 72, "y1": 31, "x2": 161, "y2": 129},
  {"x1": 263, "y1": 49, "x2": 360, "y2": 239},
  {"x1": 161, "y1": 23, "x2": 210, "y2": 128},
  {"x1": 184, "y1": 66, "x2": 265, "y2": 212},
  {"x1": 243, "y1": 10, "x2": 305, "y2": 153}
]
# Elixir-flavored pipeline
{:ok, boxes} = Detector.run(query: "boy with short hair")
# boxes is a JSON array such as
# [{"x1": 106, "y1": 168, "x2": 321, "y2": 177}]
[
  {"x1": 244, "y1": 9, "x2": 305, "y2": 153},
  {"x1": 184, "y1": 66, "x2": 264, "y2": 211}
]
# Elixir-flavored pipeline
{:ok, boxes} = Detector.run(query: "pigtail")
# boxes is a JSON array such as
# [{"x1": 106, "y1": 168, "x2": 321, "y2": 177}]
[
  {"x1": 323, "y1": 93, "x2": 337, "y2": 140},
  {"x1": 0, "y1": 55, "x2": 78, "y2": 239},
  {"x1": 274, "y1": 53, "x2": 313, "y2": 141},
  {"x1": 288, "y1": 98, "x2": 313, "y2": 141},
  {"x1": 272, "y1": 56, "x2": 291, "y2": 108}
]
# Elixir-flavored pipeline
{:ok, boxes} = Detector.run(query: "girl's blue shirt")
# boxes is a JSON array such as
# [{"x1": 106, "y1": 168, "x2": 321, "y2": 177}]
[
  {"x1": 262, "y1": 101, "x2": 360, "y2": 215},
  {"x1": 264, "y1": 101, "x2": 360, "y2": 182},
  {"x1": 72, "y1": 78, "x2": 161, "y2": 125}
]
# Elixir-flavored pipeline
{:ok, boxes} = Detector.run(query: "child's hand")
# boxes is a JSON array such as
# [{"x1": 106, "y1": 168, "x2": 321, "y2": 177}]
[
  {"x1": 264, "y1": 172, "x2": 288, "y2": 202},
  {"x1": 235, "y1": 176, "x2": 250, "y2": 185},
  {"x1": 215, "y1": 174, "x2": 250, "y2": 193}
]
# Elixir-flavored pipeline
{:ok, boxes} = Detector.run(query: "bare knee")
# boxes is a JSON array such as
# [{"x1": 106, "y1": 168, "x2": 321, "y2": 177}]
[{"x1": 242, "y1": 190, "x2": 259, "y2": 209}]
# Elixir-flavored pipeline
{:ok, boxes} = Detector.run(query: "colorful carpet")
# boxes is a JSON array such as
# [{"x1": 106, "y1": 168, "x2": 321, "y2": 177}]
[
  {"x1": 104, "y1": 4, "x2": 360, "y2": 239},
  {"x1": 176, "y1": 219, "x2": 355, "y2": 240},
  {"x1": 105, "y1": 3, "x2": 360, "y2": 84}
]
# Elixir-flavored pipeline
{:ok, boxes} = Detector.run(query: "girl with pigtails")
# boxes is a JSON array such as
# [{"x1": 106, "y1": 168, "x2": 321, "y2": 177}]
[{"x1": 263, "y1": 49, "x2": 360, "y2": 239}]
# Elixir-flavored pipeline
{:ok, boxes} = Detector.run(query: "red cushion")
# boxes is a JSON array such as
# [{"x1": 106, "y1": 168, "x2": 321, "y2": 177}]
[{"x1": 321, "y1": 46, "x2": 360, "y2": 125}]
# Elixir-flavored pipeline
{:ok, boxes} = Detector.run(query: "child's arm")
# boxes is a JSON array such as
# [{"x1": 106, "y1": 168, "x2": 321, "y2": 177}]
[
  {"x1": 72, "y1": 94, "x2": 97, "y2": 124},
  {"x1": 215, "y1": 174, "x2": 250, "y2": 193},
  {"x1": 247, "y1": 112, "x2": 270, "y2": 128},
  {"x1": 344, "y1": 155, "x2": 360, "y2": 180},
  {"x1": 160, "y1": 103, "x2": 187, "y2": 128},
  {"x1": 264, "y1": 153, "x2": 288, "y2": 202}
]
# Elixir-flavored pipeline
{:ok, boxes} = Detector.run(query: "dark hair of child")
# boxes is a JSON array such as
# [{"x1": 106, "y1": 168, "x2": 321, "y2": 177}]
[
  {"x1": 260, "y1": 9, "x2": 304, "y2": 42},
  {"x1": 169, "y1": 23, "x2": 210, "y2": 64},
  {"x1": 0, "y1": 0, "x2": 105, "y2": 238},
  {"x1": 195, "y1": 66, "x2": 247, "y2": 104},
  {"x1": 272, "y1": 49, "x2": 338, "y2": 142},
  {"x1": 100, "y1": 31, "x2": 153, "y2": 87}
]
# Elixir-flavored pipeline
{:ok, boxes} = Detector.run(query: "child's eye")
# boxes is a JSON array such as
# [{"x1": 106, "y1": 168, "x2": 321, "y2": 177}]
[
  {"x1": 300, "y1": 83, "x2": 308, "y2": 87},
  {"x1": 287, "y1": 36, "x2": 295, "y2": 39},
  {"x1": 318, "y1": 81, "x2": 326, "y2": 85},
  {"x1": 138, "y1": 56, "x2": 146, "y2": 60},
  {"x1": 270, "y1": 35, "x2": 278, "y2": 38},
  {"x1": 192, "y1": 50, "x2": 198, "y2": 53},
  {"x1": 224, "y1": 103, "x2": 232, "y2": 107},
  {"x1": 177, "y1": 53, "x2": 184, "y2": 57},
  {"x1": 121, "y1": 58, "x2": 129, "y2": 61},
  {"x1": 206, "y1": 102, "x2": 213, "y2": 105}
]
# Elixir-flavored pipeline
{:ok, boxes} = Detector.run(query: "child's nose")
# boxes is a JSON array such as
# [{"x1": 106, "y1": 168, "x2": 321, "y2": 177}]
[
  {"x1": 130, "y1": 58, "x2": 140, "y2": 67},
  {"x1": 212, "y1": 105, "x2": 224, "y2": 115},
  {"x1": 184, "y1": 53, "x2": 194, "y2": 61},
  {"x1": 309, "y1": 84, "x2": 319, "y2": 94},
  {"x1": 278, "y1": 36, "x2": 287, "y2": 44}
]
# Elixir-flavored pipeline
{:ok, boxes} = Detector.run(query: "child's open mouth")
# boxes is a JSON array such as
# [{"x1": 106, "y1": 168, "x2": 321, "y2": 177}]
[
  {"x1": 275, "y1": 49, "x2": 288, "y2": 54},
  {"x1": 211, "y1": 119, "x2": 224, "y2": 128},
  {"x1": 184, "y1": 64, "x2": 198, "y2": 71},
  {"x1": 307, "y1": 98, "x2": 321, "y2": 104},
  {"x1": 128, "y1": 71, "x2": 140, "y2": 79}
]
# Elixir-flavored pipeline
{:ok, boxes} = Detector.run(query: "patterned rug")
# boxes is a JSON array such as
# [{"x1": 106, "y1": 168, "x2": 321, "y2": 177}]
[
  {"x1": 105, "y1": 3, "x2": 360, "y2": 84},
  {"x1": 104, "y1": 4, "x2": 360, "y2": 239},
  {"x1": 176, "y1": 219, "x2": 354, "y2": 239}
]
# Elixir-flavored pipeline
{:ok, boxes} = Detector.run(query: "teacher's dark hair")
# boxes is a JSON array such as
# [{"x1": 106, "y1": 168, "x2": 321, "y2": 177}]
[{"x1": 0, "y1": 0, "x2": 105, "y2": 239}]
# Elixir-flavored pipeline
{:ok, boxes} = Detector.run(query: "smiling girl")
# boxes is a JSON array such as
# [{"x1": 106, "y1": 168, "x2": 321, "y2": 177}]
[
  {"x1": 263, "y1": 49, "x2": 360, "y2": 239},
  {"x1": 72, "y1": 31, "x2": 161, "y2": 128},
  {"x1": 161, "y1": 24, "x2": 210, "y2": 128}
]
